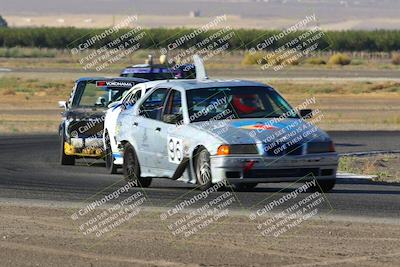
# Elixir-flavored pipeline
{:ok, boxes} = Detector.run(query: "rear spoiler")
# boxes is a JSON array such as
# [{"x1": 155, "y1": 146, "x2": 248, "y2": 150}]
[{"x1": 193, "y1": 55, "x2": 208, "y2": 81}]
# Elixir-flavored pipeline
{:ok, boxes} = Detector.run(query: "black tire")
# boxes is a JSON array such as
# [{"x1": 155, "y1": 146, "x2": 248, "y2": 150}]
[
  {"x1": 235, "y1": 183, "x2": 258, "y2": 191},
  {"x1": 60, "y1": 132, "x2": 75, "y2": 165},
  {"x1": 105, "y1": 133, "x2": 118, "y2": 174},
  {"x1": 194, "y1": 148, "x2": 213, "y2": 191},
  {"x1": 122, "y1": 143, "x2": 152, "y2": 187},
  {"x1": 310, "y1": 178, "x2": 336, "y2": 193}
]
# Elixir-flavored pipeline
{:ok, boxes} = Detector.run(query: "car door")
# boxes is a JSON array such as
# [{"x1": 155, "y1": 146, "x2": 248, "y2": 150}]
[
  {"x1": 111, "y1": 88, "x2": 140, "y2": 148},
  {"x1": 134, "y1": 87, "x2": 169, "y2": 171},
  {"x1": 153, "y1": 89, "x2": 184, "y2": 175}
]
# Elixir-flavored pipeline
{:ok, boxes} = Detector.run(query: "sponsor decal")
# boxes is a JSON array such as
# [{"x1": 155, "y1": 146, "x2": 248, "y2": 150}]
[
  {"x1": 96, "y1": 81, "x2": 134, "y2": 88},
  {"x1": 122, "y1": 67, "x2": 172, "y2": 74},
  {"x1": 96, "y1": 81, "x2": 107, "y2": 87},
  {"x1": 231, "y1": 121, "x2": 278, "y2": 131},
  {"x1": 239, "y1": 124, "x2": 277, "y2": 130},
  {"x1": 122, "y1": 68, "x2": 152, "y2": 74}
]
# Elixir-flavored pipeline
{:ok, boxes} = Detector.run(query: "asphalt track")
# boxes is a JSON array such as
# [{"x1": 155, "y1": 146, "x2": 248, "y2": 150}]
[{"x1": 0, "y1": 132, "x2": 399, "y2": 220}]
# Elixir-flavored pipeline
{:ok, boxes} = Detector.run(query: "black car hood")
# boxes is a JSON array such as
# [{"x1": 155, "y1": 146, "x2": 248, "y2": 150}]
[{"x1": 63, "y1": 108, "x2": 106, "y2": 120}]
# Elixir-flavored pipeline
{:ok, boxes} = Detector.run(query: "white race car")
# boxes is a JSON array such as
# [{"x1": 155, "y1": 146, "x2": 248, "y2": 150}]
[
  {"x1": 103, "y1": 80, "x2": 165, "y2": 173},
  {"x1": 103, "y1": 55, "x2": 207, "y2": 174},
  {"x1": 116, "y1": 78, "x2": 338, "y2": 191}
]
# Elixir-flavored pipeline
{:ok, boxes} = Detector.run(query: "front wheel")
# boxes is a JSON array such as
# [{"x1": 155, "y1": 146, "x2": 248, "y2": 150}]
[
  {"x1": 310, "y1": 178, "x2": 336, "y2": 193},
  {"x1": 105, "y1": 134, "x2": 118, "y2": 174},
  {"x1": 122, "y1": 143, "x2": 152, "y2": 187},
  {"x1": 195, "y1": 148, "x2": 213, "y2": 191},
  {"x1": 60, "y1": 133, "x2": 75, "y2": 165}
]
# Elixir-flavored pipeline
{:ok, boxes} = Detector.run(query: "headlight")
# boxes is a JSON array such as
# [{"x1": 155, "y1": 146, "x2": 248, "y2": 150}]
[
  {"x1": 217, "y1": 145, "x2": 230, "y2": 156},
  {"x1": 217, "y1": 144, "x2": 258, "y2": 156},
  {"x1": 307, "y1": 141, "x2": 335, "y2": 153}
]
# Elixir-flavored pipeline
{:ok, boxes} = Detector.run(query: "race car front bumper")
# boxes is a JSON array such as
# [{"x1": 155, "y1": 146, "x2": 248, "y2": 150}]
[
  {"x1": 210, "y1": 153, "x2": 338, "y2": 184},
  {"x1": 64, "y1": 138, "x2": 104, "y2": 157}
]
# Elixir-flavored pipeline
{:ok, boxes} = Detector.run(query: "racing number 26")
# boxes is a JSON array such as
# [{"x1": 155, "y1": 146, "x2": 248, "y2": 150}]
[{"x1": 168, "y1": 136, "x2": 183, "y2": 164}]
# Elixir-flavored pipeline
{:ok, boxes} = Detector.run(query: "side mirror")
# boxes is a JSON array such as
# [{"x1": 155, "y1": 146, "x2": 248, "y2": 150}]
[
  {"x1": 107, "y1": 101, "x2": 119, "y2": 108},
  {"x1": 163, "y1": 114, "x2": 181, "y2": 124},
  {"x1": 300, "y1": 109, "x2": 313, "y2": 119},
  {"x1": 58, "y1": 101, "x2": 67, "y2": 109}
]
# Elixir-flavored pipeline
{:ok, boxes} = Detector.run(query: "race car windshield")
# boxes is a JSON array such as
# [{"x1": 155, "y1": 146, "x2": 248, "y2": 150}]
[
  {"x1": 71, "y1": 81, "x2": 131, "y2": 108},
  {"x1": 121, "y1": 72, "x2": 175, "y2": 80},
  {"x1": 186, "y1": 86, "x2": 298, "y2": 122}
]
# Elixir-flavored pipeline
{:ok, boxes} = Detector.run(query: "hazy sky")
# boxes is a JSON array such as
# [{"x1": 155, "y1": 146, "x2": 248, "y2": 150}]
[{"x1": 1, "y1": 0, "x2": 399, "y2": 19}]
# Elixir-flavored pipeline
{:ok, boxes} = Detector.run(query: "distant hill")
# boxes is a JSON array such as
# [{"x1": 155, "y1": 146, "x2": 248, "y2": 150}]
[{"x1": 1, "y1": 0, "x2": 400, "y2": 30}]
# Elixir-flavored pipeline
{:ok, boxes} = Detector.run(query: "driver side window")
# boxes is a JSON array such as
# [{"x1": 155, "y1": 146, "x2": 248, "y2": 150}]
[
  {"x1": 132, "y1": 90, "x2": 142, "y2": 103},
  {"x1": 125, "y1": 90, "x2": 141, "y2": 106},
  {"x1": 138, "y1": 88, "x2": 169, "y2": 120},
  {"x1": 163, "y1": 90, "x2": 182, "y2": 124}
]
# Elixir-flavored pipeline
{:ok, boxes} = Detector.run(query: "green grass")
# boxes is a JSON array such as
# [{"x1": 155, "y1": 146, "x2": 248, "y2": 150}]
[
  {"x1": 0, "y1": 77, "x2": 73, "y2": 96},
  {"x1": 2, "y1": 76, "x2": 400, "y2": 98},
  {"x1": 0, "y1": 47, "x2": 58, "y2": 58},
  {"x1": 305, "y1": 57, "x2": 326, "y2": 65},
  {"x1": 328, "y1": 53, "x2": 351, "y2": 65},
  {"x1": 2, "y1": 27, "x2": 400, "y2": 52},
  {"x1": 338, "y1": 157, "x2": 359, "y2": 174}
]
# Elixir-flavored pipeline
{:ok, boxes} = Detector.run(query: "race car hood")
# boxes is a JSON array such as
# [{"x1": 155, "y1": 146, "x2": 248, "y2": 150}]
[
  {"x1": 63, "y1": 108, "x2": 106, "y2": 120},
  {"x1": 63, "y1": 108, "x2": 106, "y2": 138},
  {"x1": 190, "y1": 118, "x2": 331, "y2": 145}
]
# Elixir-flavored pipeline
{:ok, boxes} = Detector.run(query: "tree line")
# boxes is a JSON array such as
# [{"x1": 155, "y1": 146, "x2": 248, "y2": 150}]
[{"x1": 0, "y1": 27, "x2": 399, "y2": 52}]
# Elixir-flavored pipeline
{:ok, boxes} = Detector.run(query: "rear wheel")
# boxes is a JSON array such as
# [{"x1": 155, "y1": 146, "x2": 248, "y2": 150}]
[
  {"x1": 105, "y1": 133, "x2": 118, "y2": 174},
  {"x1": 195, "y1": 148, "x2": 213, "y2": 191},
  {"x1": 122, "y1": 143, "x2": 152, "y2": 187},
  {"x1": 60, "y1": 132, "x2": 75, "y2": 165},
  {"x1": 310, "y1": 178, "x2": 336, "y2": 193}
]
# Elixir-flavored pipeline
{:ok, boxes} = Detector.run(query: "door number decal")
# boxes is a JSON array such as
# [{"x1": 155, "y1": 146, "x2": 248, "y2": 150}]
[{"x1": 168, "y1": 136, "x2": 183, "y2": 164}]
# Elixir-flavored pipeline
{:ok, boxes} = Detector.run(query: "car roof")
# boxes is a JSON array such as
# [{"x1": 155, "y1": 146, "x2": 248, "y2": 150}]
[
  {"x1": 125, "y1": 64, "x2": 167, "y2": 68},
  {"x1": 153, "y1": 79, "x2": 269, "y2": 90},
  {"x1": 125, "y1": 63, "x2": 194, "y2": 69},
  {"x1": 75, "y1": 77, "x2": 149, "y2": 83},
  {"x1": 129, "y1": 79, "x2": 195, "y2": 91}
]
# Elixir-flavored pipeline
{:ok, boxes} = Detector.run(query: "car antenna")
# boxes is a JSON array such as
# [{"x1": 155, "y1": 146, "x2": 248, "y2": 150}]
[
  {"x1": 145, "y1": 55, "x2": 153, "y2": 65},
  {"x1": 193, "y1": 54, "x2": 208, "y2": 81}
]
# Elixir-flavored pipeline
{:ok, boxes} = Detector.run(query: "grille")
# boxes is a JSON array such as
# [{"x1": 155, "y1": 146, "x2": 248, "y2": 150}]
[
  {"x1": 230, "y1": 144, "x2": 258, "y2": 154},
  {"x1": 243, "y1": 168, "x2": 319, "y2": 179},
  {"x1": 263, "y1": 142, "x2": 303, "y2": 156},
  {"x1": 68, "y1": 120, "x2": 104, "y2": 138},
  {"x1": 307, "y1": 142, "x2": 331, "y2": 154}
]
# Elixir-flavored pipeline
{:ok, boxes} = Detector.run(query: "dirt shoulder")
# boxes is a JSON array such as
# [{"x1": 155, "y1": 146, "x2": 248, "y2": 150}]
[
  {"x1": 1, "y1": 74, "x2": 399, "y2": 134},
  {"x1": 339, "y1": 154, "x2": 400, "y2": 183},
  {"x1": 1, "y1": 202, "x2": 399, "y2": 267}
]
